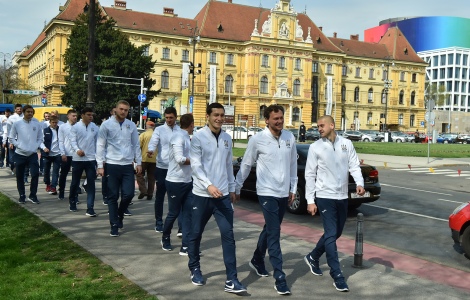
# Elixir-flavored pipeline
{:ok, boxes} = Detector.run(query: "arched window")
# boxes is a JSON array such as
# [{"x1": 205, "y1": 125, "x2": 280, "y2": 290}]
[
  {"x1": 354, "y1": 87, "x2": 360, "y2": 102},
  {"x1": 367, "y1": 112, "x2": 373, "y2": 124},
  {"x1": 225, "y1": 75, "x2": 234, "y2": 93},
  {"x1": 279, "y1": 56, "x2": 286, "y2": 69},
  {"x1": 260, "y1": 76, "x2": 268, "y2": 94},
  {"x1": 292, "y1": 107, "x2": 300, "y2": 122},
  {"x1": 368, "y1": 88, "x2": 373, "y2": 103},
  {"x1": 160, "y1": 99, "x2": 168, "y2": 113},
  {"x1": 293, "y1": 79, "x2": 301, "y2": 96},
  {"x1": 381, "y1": 89, "x2": 386, "y2": 104},
  {"x1": 399, "y1": 113, "x2": 404, "y2": 125},
  {"x1": 399, "y1": 90, "x2": 404, "y2": 104},
  {"x1": 260, "y1": 105, "x2": 267, "y2": 120},
  {"x1": 411, "y1": 91, "x2": 416, "y2": 105},
  {"x1": 161, "y1": 71, "x2": 169, "y2": 89},
  {"x1": 341, "y1": 85, "x2": 346, "y2": 101}
]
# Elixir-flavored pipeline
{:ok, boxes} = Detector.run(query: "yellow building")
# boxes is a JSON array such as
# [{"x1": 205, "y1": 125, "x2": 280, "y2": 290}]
[{"x1": 15, "y1": 0, "x2": 427, "y2": 130}]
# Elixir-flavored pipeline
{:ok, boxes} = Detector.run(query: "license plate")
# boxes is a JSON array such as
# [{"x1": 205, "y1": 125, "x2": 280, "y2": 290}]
[{"x1": 351, "y1": 191, "x2": 370, "y2": 199}]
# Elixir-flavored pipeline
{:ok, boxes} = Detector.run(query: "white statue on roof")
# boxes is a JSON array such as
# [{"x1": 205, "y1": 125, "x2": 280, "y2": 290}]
[
  {"x1": 295, "y1": 19, "x2": 303, "y2": 39},
  {"x1": 279, "y1": 21, "x2": 289, "y2": 38},
  {"x1": 262, "y1": 15, "x2": 272, "y2": 34},
  {"x1": 251, "y1": 19, "x2": 260, "y2": 36}
]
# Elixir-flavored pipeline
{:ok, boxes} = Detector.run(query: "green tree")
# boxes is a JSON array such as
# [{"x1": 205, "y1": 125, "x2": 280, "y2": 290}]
[
  {"x1": 425, "y1": 82, "x2": 447, "y2": 108},
  {"x1": 62, "y1": 7, "x2": 156, "y2": 121},
  {"x1": 1, "y1": 65, "x2": 36, "y2": 104}
]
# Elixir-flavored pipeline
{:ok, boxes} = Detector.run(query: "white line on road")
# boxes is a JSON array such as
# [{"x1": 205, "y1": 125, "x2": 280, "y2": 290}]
[
  {"x1": 437, "y1": 198, "x2": 466, "y2": 204},
  {"x1": 364, "y1": 203, "x2": 447, "y2": 222},
  {"x1": 445, "y1": 174, "x2": 470, "y2": 177},
  {"x1": 409, "y1": 170, "x2": 436, "y2": 173},
  {"x1": 391, "y1": 167, "x2": 434, "y2": 171},
  {"x1": 380, "y1": 183, "x2": 453, "y2": 196}
]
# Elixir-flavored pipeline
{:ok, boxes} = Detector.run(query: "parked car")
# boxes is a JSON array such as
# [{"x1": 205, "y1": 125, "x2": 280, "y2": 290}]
[
  {"x1": 343, "y1": 130, "x2": 363, "y2": 142},
  {"x1": 225, "y1": 126, "x2": 252, "y2": 139},
  {"x1": 436, "y1": 133, "x2": 458, "y2": 144},
  {"x1": 449, "y1": 202, "x2": 470, "y2": 257},
  {"x1": 248, "y1": 127, "x2": 264, "y2": 136},
  {"x1": 456, "y1": 134, "x2": 470, "y2": 144},
  {"x1": 287, "y1": 128, "x2": 299, "y2": 139},
  {"x1": 233, "y1": 144, "x2": 381, "y2": 214},
  {"x1": 306, "y1": 128, "x2": 320, "y2": 141},
  {"x1": 391, "y1": 131, "x2": 407, "y2": 143}
]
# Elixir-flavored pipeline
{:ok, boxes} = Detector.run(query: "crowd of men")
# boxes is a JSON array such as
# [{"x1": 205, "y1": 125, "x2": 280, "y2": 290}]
[{"x1": 0, "y1": 101, "x2": 365, "y2": 295}]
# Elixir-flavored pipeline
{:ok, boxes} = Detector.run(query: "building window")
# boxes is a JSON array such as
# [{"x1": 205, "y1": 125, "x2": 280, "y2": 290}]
[
  {"x1": 368, "y1": 88, "x2": 373, "y2": 103},
  {"x1": 400, "y1": 71, "x2": 405, "y2": 81},
  {"x1": 410, "y1": 114, "x2": 415, "y2": 127},
  {"x1": 161, "y1": 71, "x2": 169, "y2": 89},
  {"x1": 142, "y1": 46, "x2": 149, "y2": 56},
  {"x1": 411, "y1": 91, "x2": 416, "y2": 105},
  {"x1": 355, "y1": 67, "x2": 361, "y2": 77},
  {"x1": 207, "y1": 75, "x2": 211, "y2": 91},
  {"x1": 399, "y1": 90, "x2": 404, "y2": 104},
  {"x1": 369, "y1": 68, "x2": 374, "y2": 79},
  {"x1": 367, "y1": 112, "x2": 373, "y2": 124},
  {"x1": 411, "y1": 73, "x2": 417, "y2": 82},
  {"x1": 341, "y1": 85, "x2": 346, "y2": 101},
  {"x1": 313, "y1": 61, "x2": 319, "y2": 73},
  {"x1": 398, "y1": 113, "x2": 404, "y2": 125},
  {"x1": 279, "y1": 56, "x2": 286, "y2": 69},
  {"x1": 342, "y1": 65, "x2": 348, "y2": 76},
  {"x1": 160, "y1": 100, "x2": 167, "y2": 113},
  {"x1": 182, "y1": 50, "x2": 189, "y2": 61},
  {"x1": 226, "y1": 53, "x2": 234, "y2": 65},
  {"x1": 260, "y1": 105, "x2": 267, "y2": 120},
  {"x1": 162, "y1": 48, "x2": 170, "y2": 60},
  {"x1": 463, "y1": 68, "x2": 467, "y2": 79},
  {"x1": 354, "y1": 111, "x2": 359, "y2": 120},
  {"x1": 293, "y1": 79, "x2": 301, "y2": 96},
  {"x1": 326, "y1": 64, "x2": 333, "y2": 74},
  {"x1": 225, "y1": 75, "x2": 234, "y2": 93},
  {"x1": 381, "y1": 89, "x2": 386, "y2": 104},
  {"x1": 292, "y1": 107, "x2": 300, "y2": 122},
  {"x1": 295, "y1": 58, "x2": 302, "y2": 70},
  {"x1": 433, "y1": 56, "x2": 438, "y2": 66},
  {"x1": 432, "y1": 69, "x2": 438, "y2": 80},
  {"x1": 262, "y1": 55, "x2": 269, "y2": 67},
  {"x1": 456, "y1": 53, "x2": 462, "y2": 64},
  {"x1": 448, "y1": 53, "x2": 454, "y2": 64},
  {"x1": 464, "y1": 54, "x2": 468, "y2": 65},
  {"x1": 209, "y1": 52, "x2": 217, "y2": 63},
  {"x1": 382, "y1": 70, "x2": 388, "y2": 80},
  {"x1": 260, "y1": 76, "x2": 268, "y2": 94},
  {"x1": 440, "y1": 54, "x2": 446, "y2": 65},
  {"x1": 354, "y1": 87, "x2": 360, "y2": 102}
]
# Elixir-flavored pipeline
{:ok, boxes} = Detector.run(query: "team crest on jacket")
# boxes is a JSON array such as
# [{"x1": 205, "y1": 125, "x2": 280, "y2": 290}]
[
  {"x1": 341, "y1": 144, "x2": 347, "y2": 151},
  {"x1": 126, "y1": 124, "x2": 130, "y2": 130},
  {"x1": 224, "y1": 140, "x2": 229, "y2": 149},
  {"x1": 33, "y1": 127, "x2": 36, "y2": 131},
  {"x1": 286, "y1": 140, "x2": 291, "y2": 148}
]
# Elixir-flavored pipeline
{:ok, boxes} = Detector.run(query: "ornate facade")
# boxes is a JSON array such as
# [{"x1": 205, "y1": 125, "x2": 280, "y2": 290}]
[{"x1": 15, "y1": 0, "x2": 427, "y2": 130}]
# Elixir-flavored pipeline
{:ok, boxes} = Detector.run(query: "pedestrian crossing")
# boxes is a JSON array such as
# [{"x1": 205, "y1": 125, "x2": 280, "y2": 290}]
[{"x1": 391, "y1": 167, "x2": 470, "y2": 179}]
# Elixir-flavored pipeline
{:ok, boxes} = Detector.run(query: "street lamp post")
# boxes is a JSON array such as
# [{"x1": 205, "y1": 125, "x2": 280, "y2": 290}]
[
  {"x1": 1, "y1": 52, "x2": 12, "y2": 104},
  {"x1": 188, "y1": 27, "x2": 201, "y2": 113},
  {"x1": 382, "y1": 57, "x2": 394, "y2": 131}
]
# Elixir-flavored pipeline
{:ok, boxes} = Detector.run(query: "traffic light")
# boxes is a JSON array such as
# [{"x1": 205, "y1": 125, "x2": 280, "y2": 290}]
[
  {"x1": 95, "y1": 75, "x2": 102, "y2": 81},
  {"x1": 2, "y1": 89, "x2": 14, "y2": 94},
  {"x1": 141, "y1": 101, "x2": 148, "y2": 115}
]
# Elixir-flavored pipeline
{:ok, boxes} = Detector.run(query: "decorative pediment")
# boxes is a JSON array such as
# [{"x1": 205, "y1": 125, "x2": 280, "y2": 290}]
[{"x1": 274, "y1": 81, "x2": 292, "y2": 99}]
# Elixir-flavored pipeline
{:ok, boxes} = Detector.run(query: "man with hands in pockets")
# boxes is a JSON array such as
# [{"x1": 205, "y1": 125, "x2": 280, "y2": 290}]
[{"x1": 303, "y1": 115, "x2": 365, "y2": 292}]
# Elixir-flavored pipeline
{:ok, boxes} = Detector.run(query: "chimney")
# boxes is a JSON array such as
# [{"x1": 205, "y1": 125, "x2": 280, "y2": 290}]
[
  {"x1": 163, "y1": 7, "x2": 175, "y2": 17},
  {"x1": 350, "y1": 34, "x2": 359, "y2": 41},
  {"x1": 319, "y1": 26, "x2": 323, "y2": 31},
  {"x1": 333, "y1": 32, "x2": 337, "y2": 38},
  {"x1": 114, "y1": 0, "x2": 126, "y2": 9}
]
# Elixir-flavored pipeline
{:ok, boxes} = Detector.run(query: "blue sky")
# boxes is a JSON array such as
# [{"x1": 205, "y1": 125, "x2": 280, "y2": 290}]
[{"x1": 1, "y1": 0, "x2": 469, "y2": 63}]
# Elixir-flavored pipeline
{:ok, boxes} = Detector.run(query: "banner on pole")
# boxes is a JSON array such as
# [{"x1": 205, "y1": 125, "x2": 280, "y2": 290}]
[
  {"x1": 182, "y1": 63, "x2": 190, "y2": 89},
  {"x1": 325, "y1": 76, "x2": 333, "y2": 115},
  {"x1": 209, "y1": 65, "x2": 217, "y2": 104}
]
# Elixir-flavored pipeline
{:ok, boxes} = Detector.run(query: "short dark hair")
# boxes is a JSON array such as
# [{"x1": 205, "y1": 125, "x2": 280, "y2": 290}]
[
  {"x1": 164, "y1": 106, "x2": 177, "y2": 117},
  {"x1": 180, "y1": 113, "x2": 194, "y2": 129},
  {"x1": 14, "y1": 104, "x2": 22, "y2": 109},
  {"x1": 81, "y1": 107, "x2": 93, "y2": 115},
  {"x1": 206, "y1": 103, "x2": 224, "y2": 115},
  {"x1": 22, "y1": 104, "x2": 34, "y2": 113},
  {"x1": 43, "y1": 112, "x2": 50, "y2": 117},
  {"x1": 264, "y1": 104, "x2": 284, "y2": 120},
  {"x1": 5, "y1": 108, "x2": 11, "y2": 113},
  {"x1": 49, "y1": 116, "x2": 59, "y2": 122},
  {"x1": 67, "y1": 109, "x2": 77, "y2": 115}
]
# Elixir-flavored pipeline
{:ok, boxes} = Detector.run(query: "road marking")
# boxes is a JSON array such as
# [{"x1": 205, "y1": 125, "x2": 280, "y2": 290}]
[
  {"x1": 391, "y1": 167, "x2": 432, "y2": 171},
  {"x1": 409, "y1": 170, "x2": 435, "y2": 173},
  {"x1": 437, "y1": 198, "x2": 466, "y2": 204},
  {"x1": 380, "y1": 183, "x2": 453, "y2": 196},
  {"x1": 364, "y1": 203, "x2": 447, "y2": 222},
  {"x1": 429, "y1": 171, "x2": 463, "y2": 175}
]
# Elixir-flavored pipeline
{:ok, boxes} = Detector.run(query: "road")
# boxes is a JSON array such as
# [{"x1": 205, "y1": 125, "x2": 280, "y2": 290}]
[{"x1": 238, "y1": 165, "x2": 470, "y2": 273}]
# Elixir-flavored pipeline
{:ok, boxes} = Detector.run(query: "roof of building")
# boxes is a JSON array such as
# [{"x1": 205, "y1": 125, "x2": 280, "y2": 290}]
[
  {"x1": 377, "y1": 27, "x2": 425, "y2": 63},
  {"x1": 21, "y1": 32, "x2": 46, "y2": 57},
  {"x1": 329, "y1": 37, "x2": 391, "y2": 60}
]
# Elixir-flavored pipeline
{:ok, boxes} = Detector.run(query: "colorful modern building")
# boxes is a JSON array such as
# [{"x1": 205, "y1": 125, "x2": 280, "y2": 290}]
[{"x1": 14, "y1": 0, "x2": 427, "y2": 131}]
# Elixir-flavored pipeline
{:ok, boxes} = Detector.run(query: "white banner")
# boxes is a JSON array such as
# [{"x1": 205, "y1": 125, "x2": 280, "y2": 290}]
[
  {"x1": 209, "y1": 65, "x2": 217, "y2": 104},
  {"x1": 182, "y1": 63, "x2": 190, "y2": 89},
  {"x1": 325, "y1": 76, "x2": 333, "y2": 115}
]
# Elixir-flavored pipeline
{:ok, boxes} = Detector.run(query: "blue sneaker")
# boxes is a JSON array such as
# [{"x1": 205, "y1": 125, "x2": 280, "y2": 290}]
[
  {"x1": 304, "y1": 254, "x2": 323, "y2": 276},
  {"x1": 27, "y1": 197, "x2": 40, "y2": 204},
  {"x1": 110, "y1": 225, "x2": 119, "y2": 237},
  {"x1": 224, "y1": 279, "x2": 247, "y2": 294},
  {"x1": 69, "y1": 202, "x2": 78, "y2": 212},
  {"x1": 155, "y1": 224, "x2": 163, "y2": 233},
  {"x1": 190, "y1": 268, "x2": 205, "y2": 286},
  {"x1": 249, "y1": 258, "x2": 269, "y2": 277},
  {"x1": 274, "y1": 281, "x2": 291, "y2": 295},
  {"x1": 18, "y1": 195, "x2": 26, "y2": 204},
  {"x1": 333, "y1": 277, "x2": 349, "y2": 292},
  {"x1": 86, "y1": 209, "x2": 97, "y2": 217},
  {"x1": 124, "y1": 209, "x2": 132, "y2": 216},
  {"x1": 161, "y1": 237, "x2": 173, "y2": 251}
]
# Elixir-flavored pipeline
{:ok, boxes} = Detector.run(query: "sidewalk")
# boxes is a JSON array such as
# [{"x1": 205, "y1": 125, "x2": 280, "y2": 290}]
[{"x1": 1, "y1": 168, "x2": 469, "y2": 299}]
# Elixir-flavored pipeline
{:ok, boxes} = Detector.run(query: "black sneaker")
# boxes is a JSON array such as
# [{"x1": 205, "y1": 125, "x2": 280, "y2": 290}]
[
  {"x1": 103, "y1": 199, "x2": 109, "y2": 205},
  {"x1": 224, "y1": 279, "x2": 247, "y2": 294},
  {"x1": 86, "y1": 209, "x2": 97, "y2": 217},
  {"x1": 274, "y1": 281, "x2": 291, "y2": 295},
  {"x1": 110, "y1": 225, "x2": 119, "y2": 237},
  {"x1": 118, "y1": 218, "x2": 124, "y2": 229},
  {"x1": 18, "y1": 195, "x2": 26, "y2": 204},
  {"x1": 179, "y1": 247, "x2": 188, "y2": 256},
  {"x1": 69, "y1": 202, "x2": 78, "y2": 212},
  {"x1": 333, "y1": 278, "x2": 349, "y2": 292},
  {"x1": 161, "y1": 237, "x2": 173, "y2": 251},
  {"x1": 190, "y1": 268, "x2": 205, "y2": 286},
  {"x1": 27, "y1": 197, "x2": 40, "y2": 204},
  {"x1": 304, "y1": 254, "x2": 323, "y2": 276},
  {"x1": 249, "y1": 258, "x2": 269, "y2": 277},
  {"x1": 128, "y1": 201, "x2": 134, "y2": 206},
  {"x1": 124, "y1": 209, "x2": 132, "y2": 216},
  {"x1": 155, "y1": 224, "x2": 163, "y2": 233},
  {"x1": 177, "y1": 228, "x2": 183, "y2": 237}
]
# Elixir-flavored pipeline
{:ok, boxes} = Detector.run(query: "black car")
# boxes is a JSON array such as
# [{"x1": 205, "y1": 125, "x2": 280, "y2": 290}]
[
  {"x1": 306, "y1": 128, "x2": 320, "y2": 141},
  {"x1": 233, "y1": 144, "x2": 381, "y2": 214}
]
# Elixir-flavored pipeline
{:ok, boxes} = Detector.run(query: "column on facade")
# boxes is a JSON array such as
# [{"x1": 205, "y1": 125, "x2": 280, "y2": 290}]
[{"x1": 288, "y1": 103, "x2": 293, "y2": 126}]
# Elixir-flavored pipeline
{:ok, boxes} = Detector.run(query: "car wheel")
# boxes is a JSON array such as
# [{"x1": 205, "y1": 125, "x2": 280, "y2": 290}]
[
  {"x1": 396, "y1": 139, "x2": 402, "y2": 143},
  {"x1": 363, "y1": 138, "x2": 370, "y2": 142},
  {"x1": 287, "y1": 186, "x2": 307, "y2": 215},
  {"x1": 444, "y1": 140, "x2": 449, "y2": 144},
  {"x1": 462, "y1": 226, "x2": 470, "y2": 256},
  {"x1": 380, "y1": 138, "x2": 385, "y2": 142}
]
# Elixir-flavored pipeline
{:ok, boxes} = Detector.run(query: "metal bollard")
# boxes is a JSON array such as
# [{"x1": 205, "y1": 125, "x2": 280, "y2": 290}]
[{"x1": 352, "y1": 213, "x2": 364, "y2": 268}]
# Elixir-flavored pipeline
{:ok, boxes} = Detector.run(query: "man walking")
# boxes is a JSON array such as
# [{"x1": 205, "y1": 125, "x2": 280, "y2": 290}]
[
  {"x1": 97, "y1": 100, "x2": 142, "y2": 236},
  {"x1": 304, "y1": 115, "x2": 365, "y2": 292},
  {"x1": 188, "y1": 103, "x2": 246, "y2": 294},
  {"x1": 69, "y1": 107, "x2": 99, "y2": 216},
  {"x1": 147, "y1": 107, "x2": 180, "y2": 233},
  {"x1": 299, "y1": 121, "x2": 306, "y2": 142},
  {"x1": 40, "y1": 116, "x2": 61, "y2": 195},
  {"x1": 0, "y1": 109, "x2": 10, "y2": 168},
  {"x1": 58, "y1": 109, "x2": 78, "y2": 201},
  {"x1": 136, "y1": 121, "x2": 156, "y2": 201},
  {"x1": 3, "y1": 104, "x2": 24, "y2": 173},
  {"x1": 161, "y1": 114, "x2": 194, "y2": 254},
  {"x1": 8, "y1": 105, "x2": 43, "y2": 204},
  {"x1": 235, "y1": 104, "x2": 297, "y2": 295}
]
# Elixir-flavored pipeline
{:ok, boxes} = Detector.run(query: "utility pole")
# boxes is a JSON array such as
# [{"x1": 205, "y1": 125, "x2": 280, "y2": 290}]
[
  {"x1": 1, "y1": 52, "x2": 11, "y2": 104},
  {"x1": 86, "y1": 0, "x2": 96, "y2": 108}
]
